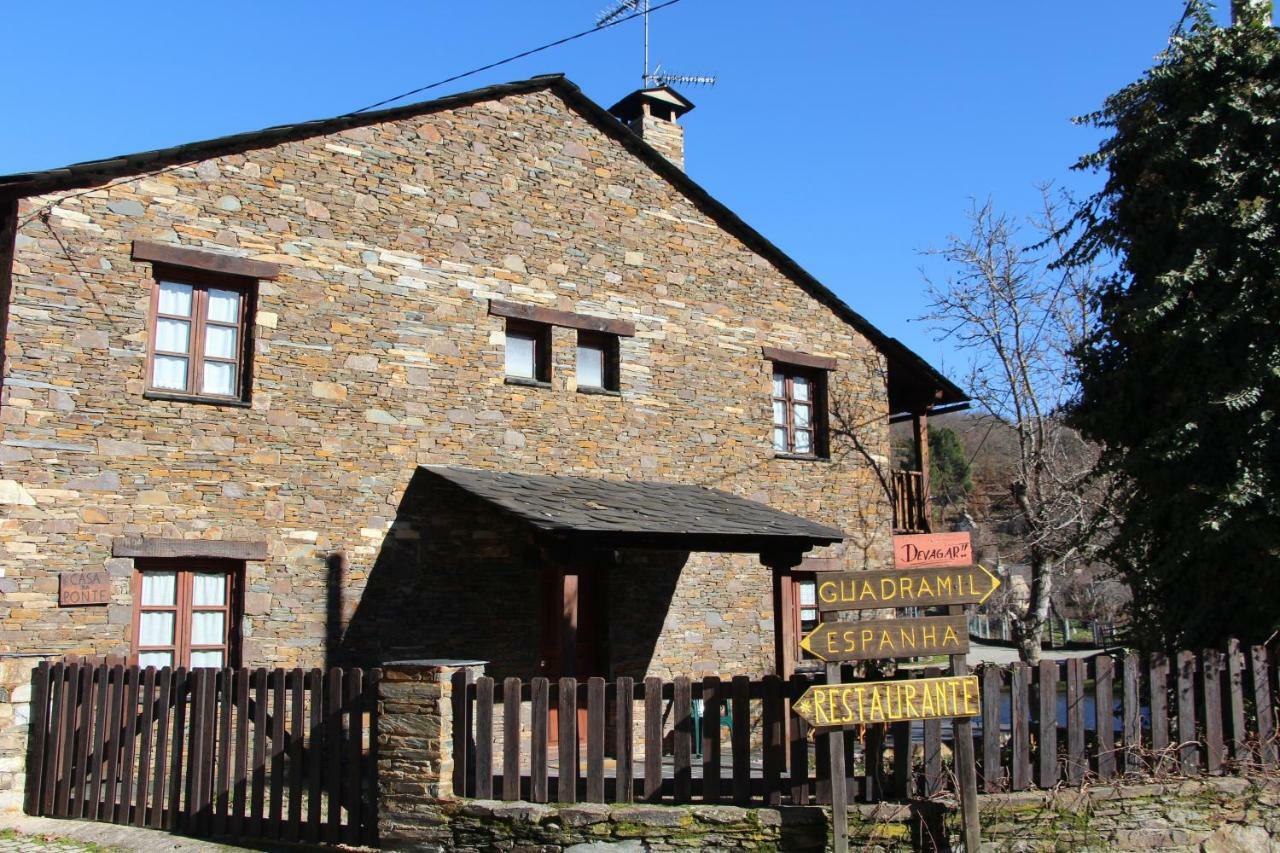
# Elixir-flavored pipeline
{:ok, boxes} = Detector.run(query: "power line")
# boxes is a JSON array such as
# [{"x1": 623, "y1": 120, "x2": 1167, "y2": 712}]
[
  {"x1": 18, "y1": 0, "x2": 689, "y2": 227},
  {"x1": 348, "y1": 0, "x2": 686, "y2": 114}
]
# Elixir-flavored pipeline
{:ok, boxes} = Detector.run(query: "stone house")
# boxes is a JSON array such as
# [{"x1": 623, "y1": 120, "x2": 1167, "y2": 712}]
[{"x1": 0, "y1": 75, "x2": 965, "y2": 692}]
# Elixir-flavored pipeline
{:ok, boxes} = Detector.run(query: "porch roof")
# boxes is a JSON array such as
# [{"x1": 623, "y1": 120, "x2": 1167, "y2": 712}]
[{"x1": 419, "y1": 465, "x2": 844, "y2": 552}]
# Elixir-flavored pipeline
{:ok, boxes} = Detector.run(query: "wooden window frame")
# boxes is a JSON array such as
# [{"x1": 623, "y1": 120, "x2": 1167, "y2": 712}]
[
  {"x1": 505, "y1": 318, "x2": 552, "y2": 384},
  {"x1": 130, "y1": 560, "x2": 243, "y2": 669},
  {"x1": 575, "y1": 330, "x2": 620, "y2": 392},
  {"x1": 145, "y1": 265, "x2": 255, "y2": 404},
  {"x1": 790, "y1": 574, "x2": 820, "y2": 662},
  {"x1": 771, "y1": 365, "x2": 829, "y2": 458}
]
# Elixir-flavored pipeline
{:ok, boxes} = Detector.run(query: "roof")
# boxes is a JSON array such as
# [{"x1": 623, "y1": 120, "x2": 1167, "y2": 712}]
[
  {"x1": 0, "y1": 73, "x2": 965, "y2": 410},
  {"x1": 420, "y1": 465, "x2": 844, "y2": 551}
]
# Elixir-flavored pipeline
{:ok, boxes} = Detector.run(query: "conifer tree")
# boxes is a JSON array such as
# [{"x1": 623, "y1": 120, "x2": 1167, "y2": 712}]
[{"x1": 1068, "y1": 1, "x2": 1280, "y2": 647}]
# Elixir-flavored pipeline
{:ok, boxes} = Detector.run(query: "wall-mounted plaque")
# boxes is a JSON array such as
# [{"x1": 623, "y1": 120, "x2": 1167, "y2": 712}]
[{"x1": 59, "y1": 571, "x2": 111, "y2": 606}]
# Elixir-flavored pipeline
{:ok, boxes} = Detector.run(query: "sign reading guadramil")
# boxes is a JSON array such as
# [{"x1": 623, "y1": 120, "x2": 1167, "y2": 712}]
[
  {"x1": 798, "y1": 613, "x2": 969, "y2": 662},
  {"x1": 893, "y1": 531, "x2": 973, "y2": 569},
  {"x1": 792, "y1": 674, "x2": 981, "y2": 728},
  {"x1": 816, "y1": 564, "x2": 1000, "y2": 612}
]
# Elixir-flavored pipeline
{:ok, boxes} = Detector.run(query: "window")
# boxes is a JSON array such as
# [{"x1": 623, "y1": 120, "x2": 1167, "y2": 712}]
[
  {"x1": 504, "y1": 319, "x2": 551, "y2": 383},
  {"x1": 791, "y1": 575, "x2": 821, "y2": 662},
  {"x1": 132, "y1": 562, "x2": 241, "y2": 669},
  {"x1": 772, "y1": 368, "x2": 827, "y2": 456},
  {"x1": 147, "y1": 270, "x2": 252, "y2": 401},
  {"x1": 576, "y1": 331, "x2": 619, "y2": 391}
]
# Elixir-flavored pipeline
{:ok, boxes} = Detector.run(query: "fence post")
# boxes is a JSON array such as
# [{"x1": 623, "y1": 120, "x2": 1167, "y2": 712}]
[{"x1": 376, "y1": 659, "x2": 485, "y2": 849}]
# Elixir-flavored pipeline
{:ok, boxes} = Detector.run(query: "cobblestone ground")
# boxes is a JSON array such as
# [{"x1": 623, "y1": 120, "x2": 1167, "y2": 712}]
[
  {"x1": 0, "y1": 831, "x2": 113, "y2": 853},
  {"x1": 0, "y1": 819, "x2": 242, "y2": 853}
]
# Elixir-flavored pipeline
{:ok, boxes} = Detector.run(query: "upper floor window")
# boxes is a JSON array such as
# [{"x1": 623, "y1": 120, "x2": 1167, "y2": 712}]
[
  {"x1": 147, "y1": 271, "x2": 252, "y2": 402},
  {"x1": 132, "y1": 561, "x2": 241, "y2": 669},
  {"x1": 576, "y1": 331, "x2": 619, "y2": 392},
  {"x1": 772, "y1": 368, "x2": 828, "y2": 456},
  {"x1": 505, "y1": 319, "x2": 551, "y2": 383}
]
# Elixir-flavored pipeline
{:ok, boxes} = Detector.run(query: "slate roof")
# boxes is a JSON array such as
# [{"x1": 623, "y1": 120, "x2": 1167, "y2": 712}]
[
  {"x1": 0, "y1": 73, "x2": 965, "y2": 410},
  {"x1": 420, "y1": 465, "x2": 844, "y2": 548}
]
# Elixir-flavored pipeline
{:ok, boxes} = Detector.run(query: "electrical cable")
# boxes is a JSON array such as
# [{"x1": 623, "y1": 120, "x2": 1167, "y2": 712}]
[{"x1": 16, "y1": 0, "x2": 688, "y2": 227}]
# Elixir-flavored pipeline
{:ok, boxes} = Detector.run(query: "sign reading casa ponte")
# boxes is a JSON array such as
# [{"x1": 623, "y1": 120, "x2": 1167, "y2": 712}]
[
  {"x1": 58, "y1": 571, "x2": 111, "y2": 607},
  {"x1": 792, "y1": 674, "x2": 980, "y2": 727}
]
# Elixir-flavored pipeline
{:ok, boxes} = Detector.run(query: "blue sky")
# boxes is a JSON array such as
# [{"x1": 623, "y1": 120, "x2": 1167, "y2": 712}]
[{"x1": 0, "y1": 2, "x2": 1245, "y2": 372}]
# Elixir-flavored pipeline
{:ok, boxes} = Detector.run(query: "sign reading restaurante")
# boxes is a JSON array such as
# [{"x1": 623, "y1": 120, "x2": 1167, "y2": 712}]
[{"x1": 792, "y1": 674, "x2": 981, "y2": 727}]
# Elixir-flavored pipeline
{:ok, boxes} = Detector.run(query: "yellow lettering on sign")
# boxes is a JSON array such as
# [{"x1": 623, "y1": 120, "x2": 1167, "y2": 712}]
[
  {"x1": 961, "y1": 677, "x2": 979, "y2": 715},
  {"x1": 792, "y1": 676, "x2": 981, "y2": 727}
]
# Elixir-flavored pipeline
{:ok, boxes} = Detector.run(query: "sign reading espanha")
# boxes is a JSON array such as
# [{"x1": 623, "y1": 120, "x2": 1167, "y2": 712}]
[
  {"x1": 58, "y1": 571, "x2": 111, "y2": 606},
  {"x1": 798, "y1": 613, "x2": 969, "y2": 662},
  {"x1": 893, "y1": 531, "x2": 973, "y2": 569},
  {"x1": 792, "y1": 674, "x2": 981, "y2": 727},
  {"x1": 815, "y1": 563, "x2": 1000, "y2": 612}
]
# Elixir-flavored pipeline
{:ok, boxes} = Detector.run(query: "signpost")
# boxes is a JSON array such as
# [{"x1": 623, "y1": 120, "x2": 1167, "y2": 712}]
[
  {"x1": 792, "y1": 674, "x2": 980, "y2": 727},
  {"x1": 799, "y1": 614, "x2": 969, "y2": 662},
  {"x1": 815, "y1": 563, "x2": 1000, "y2": 612},
  {"x1": 795, "y1": 532, "x2": 986, "y2": 852}
]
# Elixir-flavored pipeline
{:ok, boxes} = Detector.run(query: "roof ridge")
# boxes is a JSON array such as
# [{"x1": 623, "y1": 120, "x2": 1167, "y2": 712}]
[{"x1": 0, "y1": 73, "x2": 965, "y2": 408}]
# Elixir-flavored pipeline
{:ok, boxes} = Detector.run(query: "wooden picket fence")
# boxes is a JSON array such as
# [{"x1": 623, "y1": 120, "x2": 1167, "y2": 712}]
[
  {"x1": 974, "y1": 639, "x2": 1277, "y2": 792},
  {"x1": 453, "y1": 640, "x2": 1279, "y2": 806},
  {"x1": 24, "y1": 661, "x2": 379, "y2": 845}
]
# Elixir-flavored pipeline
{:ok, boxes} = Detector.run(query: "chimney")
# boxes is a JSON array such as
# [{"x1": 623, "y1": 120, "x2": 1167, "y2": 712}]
[
  {"x1": 608, "y1": 87, "x2": 695, "y2": 171},
  {"x1": 1232, "y1": 0, "x2": 1274, "y2": 25}
]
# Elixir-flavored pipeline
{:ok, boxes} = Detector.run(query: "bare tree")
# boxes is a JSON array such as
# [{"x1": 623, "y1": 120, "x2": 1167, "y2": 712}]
[{"x1": 922, "y1": 187, "x2": 1116, "y2": 664}]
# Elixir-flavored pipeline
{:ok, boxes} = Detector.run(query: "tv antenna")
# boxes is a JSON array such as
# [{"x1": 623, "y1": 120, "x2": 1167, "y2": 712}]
[{"x1": 595, "y1": 0, "x2": 717, "y2": 89}]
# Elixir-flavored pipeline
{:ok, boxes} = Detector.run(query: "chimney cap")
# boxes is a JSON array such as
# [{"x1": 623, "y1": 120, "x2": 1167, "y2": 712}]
[{"x1": 608, "y1": 86, "x2": 695, "y2": 122}]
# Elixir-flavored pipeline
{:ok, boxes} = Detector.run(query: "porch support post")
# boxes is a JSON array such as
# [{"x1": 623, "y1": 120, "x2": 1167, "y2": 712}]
[
  {"x1": 561, "y1": 568, "x2": 580, "y2": 679},
  {"x1": 911, "y1": 409, "x2": 932, "y2": 532},
  {"x1": 762, "y1": 549, "x2": 806, "y2": 680}
]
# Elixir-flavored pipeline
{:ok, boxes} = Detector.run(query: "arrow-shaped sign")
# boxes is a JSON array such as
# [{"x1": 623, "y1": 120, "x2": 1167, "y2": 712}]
[
  {"x1": 815, "y1": 564, "x2": 1001, "y2": 613},
  {"x1": 792, "y1": 675, "x2": 980, "y2": 729},
  {"x1": 798, "y1": 613, "x2": 969, "y2": 662}
]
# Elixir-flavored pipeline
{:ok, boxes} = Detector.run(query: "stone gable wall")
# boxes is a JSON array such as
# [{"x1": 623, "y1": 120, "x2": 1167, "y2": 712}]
[{"x1": 0, "y1": 88, "x2": 893, "y2": 676}]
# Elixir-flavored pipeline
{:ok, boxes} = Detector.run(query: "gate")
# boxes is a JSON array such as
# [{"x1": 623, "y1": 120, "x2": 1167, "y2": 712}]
[{"x1": 24, "y1": 660, "x2": 379, "y2": 845}]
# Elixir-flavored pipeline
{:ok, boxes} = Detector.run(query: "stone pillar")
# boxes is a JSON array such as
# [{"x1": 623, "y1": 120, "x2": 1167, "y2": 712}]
[
  {"x1": 0, "y1": 655, "x2": 54, "y2": 816},
  {"x1": 377, "y1": 659, "x2": 485, "y2": 850}
]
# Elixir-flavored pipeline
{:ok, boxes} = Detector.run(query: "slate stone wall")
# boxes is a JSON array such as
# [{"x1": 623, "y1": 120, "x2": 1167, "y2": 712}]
[
  {"x1": 381, "y1": 778, "x2": 1280, "y2": 852},
  {"x1": 0, "y1": 86, "x2": 894, "y2": 677}
]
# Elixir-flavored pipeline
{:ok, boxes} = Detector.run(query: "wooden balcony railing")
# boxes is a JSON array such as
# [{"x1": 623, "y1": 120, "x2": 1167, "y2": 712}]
[{"x1": 892, "y1": 469, "x2": 928, "y2": 533}]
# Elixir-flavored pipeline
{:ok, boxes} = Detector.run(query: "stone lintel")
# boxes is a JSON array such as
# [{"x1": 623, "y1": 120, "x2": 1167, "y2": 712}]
[
  {"x1": 488, "y1": 299, "x2": 636, "y2": 337},
  {"x1": 132, "y1": 240, "x2": 281, "y2": 280},
  {"x1": 111, "y1": 536, "x2": 269, "y2": 561},
  {"x1": 761, "y1": 345, "x2": 837, "y2": 371}
]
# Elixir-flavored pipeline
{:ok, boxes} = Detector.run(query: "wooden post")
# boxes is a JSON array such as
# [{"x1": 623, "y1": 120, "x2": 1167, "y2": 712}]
[
  {"x1": 912, "y1": 411, "x2": 932, "y2": 532},
  {"x1": 824, "y1": 662, "x2": 848, "y2": 853},
  {"x1": 949, "y1": 603, "x2": 981, "y2": 852},
  {"x1": 561, "y1": 570, "x2": 579, "y2": 680},
  {"x1": 763, "y1": 550, "x2": 805, "y2": 681}
]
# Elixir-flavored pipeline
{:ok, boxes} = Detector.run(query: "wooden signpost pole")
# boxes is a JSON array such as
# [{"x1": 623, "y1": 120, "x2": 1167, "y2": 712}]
[
  {"x1": 948, "y1": 602, "x2": 981, "y2": 852},
  {"x1": 825, "y1": 661, "x2": 849, "y2": 853}
]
